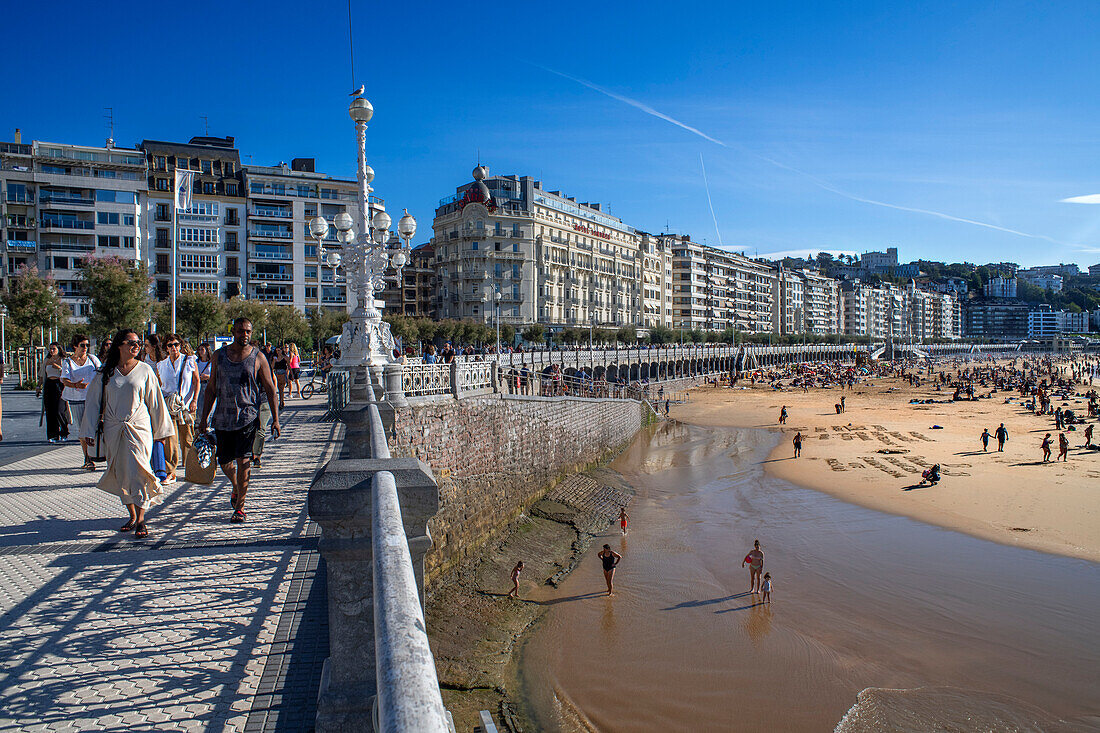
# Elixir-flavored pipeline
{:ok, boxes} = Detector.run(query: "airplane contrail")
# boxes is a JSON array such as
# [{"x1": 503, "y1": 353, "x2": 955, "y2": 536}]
[
  {"x1": 699, "y1": 154, "x2": 723, "y2": 246},
  {"x1": 537, "y1": 65, "x2": 728, "y2": 147},
  {"x1": 539, "y1": 65, "x2": 1084, "y2": 248}
]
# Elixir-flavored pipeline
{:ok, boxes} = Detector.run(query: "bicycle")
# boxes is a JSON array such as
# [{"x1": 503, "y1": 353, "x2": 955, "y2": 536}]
[{"x1": 301, "y1": 368, "x2": 329, "y2": 399}]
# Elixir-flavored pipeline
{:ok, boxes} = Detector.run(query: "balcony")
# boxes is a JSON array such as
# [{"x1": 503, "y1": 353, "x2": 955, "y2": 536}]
[
  {"x1": 253, "y1": 292, "x2": 292, "y2": 302},
  {"x1": 249, "y1": 207, "x2": 292, "y2": 219},
  {"x1": 6, "y1": 239, "x2": 36, "y2": 250},
  {"x1": 42, "y1": 241, "x2": 95, "y2": 252},
  {"x1": 322, "y1": 295, "x2": 348, "y2": 304},
  {"x1": 250, "y1": 247, "x2": 293, "y2": 260},
  {"x1": 40, "y1": 194, "x2": 94, "y2": 207},
  {"x1": 248, "y1": 270, "x2": 293, "y2": 281},
  {"x1": 248, "y1": 228, "x2": 293, "y2": 240},
  {"x1": 40, "y1": 219, "x2": 94, "y2": 230}
]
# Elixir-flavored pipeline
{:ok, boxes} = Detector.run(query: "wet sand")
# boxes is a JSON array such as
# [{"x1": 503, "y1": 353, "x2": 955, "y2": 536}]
[
  {"x1": 517, "y1": 423, "x2": 1100, "y2": 731},
  {"x1": 671, "y1": 372, "x2": 1100, "y2": 561}
]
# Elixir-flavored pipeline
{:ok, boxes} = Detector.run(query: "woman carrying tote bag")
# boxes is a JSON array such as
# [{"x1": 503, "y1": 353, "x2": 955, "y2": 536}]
[
  {"x1": 61, "y1": 334, "x2": 101, "y2": 469},
  {"x1": 80, "y1": 329, "x2": 175, "y2": 540}
]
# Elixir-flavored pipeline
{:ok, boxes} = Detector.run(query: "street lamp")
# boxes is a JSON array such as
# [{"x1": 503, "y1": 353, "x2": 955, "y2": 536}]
[
  {"x1": 0, "y1": 304, "x2": 7, "y2": 365},
  {"x1": 309, "y1": 215, "x2": 330, "y2": 312},
  {"x1": 335, "y1": 93, "x2": 416, "y2": 375}
]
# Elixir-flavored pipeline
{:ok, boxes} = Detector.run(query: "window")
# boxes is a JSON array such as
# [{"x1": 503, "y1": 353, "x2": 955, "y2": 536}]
[
  {"x1": 123, "y1": 214, "x2": 135, "y2": 226},
  {"x1": 225, "y1": 257, "x2": 239, "y2": 276},
  {"x1": 203, "y1": 182, "x2": 215, "y2": 195},
  {"x1": 201, "y1": 160, "x2": 212, "y2": 174},
  {"x1": 224, "y1": 162, "x2": 234, "y2": 176},
  {"x1": 97, "y1": 235, "x2": 120, "y2": 247},
  {"x1": 226, "y1": 183, "x2": 238, "y2": 196},
  {"x1": 41, "y1": 165, "x2": 68, "y2": 175},
  {"x1": 250, "y1": 183, "x2": 264, "y2": 195},
  {"x1": 178, "y1": 227, "x2": 219, "y2": 243},
  {"x1": 97, "y1": 212, "x2": 120, "y2": 225},
  {"x1": 155, "y1": 254, "x2": 169, "y2": 274},
  {"x1": 155, "y1": 157, "x2": 167, "y2": 171},
  {"x1": 155, "y1": 203, "x2": 170, "y2": 221},
  {"x1": 224, "y1": 208, "x2": 239, "y2": 225},
  {"x1": 53, "y1": 256, "x2": 69, "y2": 269},
  {"x1": 180, "y1": 254, "x2": 219, "y2": 272},
  {"x1": 122, "y1": 236, "x2": 135, "y2": 248},
  {"x1": 306, "y1": 286, "x2": 318, "y2": 300},
  {"x1": 471, "y1": 242, "x2": 479, "y2": 251},
  {"x1": 95, "y1": 190, "x2": 135, "y2": 203},
  {"x1": 156, "y1": 178, "x2": 169, "y2": 191},
  {"x1": 182, "y1": 201, "x2": 219, "y2": 217},
  {"x1": 180, "y1": 281, "x2": 219, "y2": 294}
]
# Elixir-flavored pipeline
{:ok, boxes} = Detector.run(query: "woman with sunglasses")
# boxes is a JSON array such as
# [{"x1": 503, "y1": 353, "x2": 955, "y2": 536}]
[
  {"x1": 80, "y1": 329, "x2": 174, "y2": 540},
  {"x1": 36, "y1": 342, "x2": 69, "y2": 443},
  {"x1": 157, "y1": 334, "x2": 199, "y2": 483},
  {"x1": 61, "y1": 334, "x2": 101, "y2": 469}
]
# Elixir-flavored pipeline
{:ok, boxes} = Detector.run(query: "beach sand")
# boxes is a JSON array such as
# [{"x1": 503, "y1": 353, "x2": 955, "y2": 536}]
[{"x1": 670, "y1": 369, "x2": 1100, "y2": 562}]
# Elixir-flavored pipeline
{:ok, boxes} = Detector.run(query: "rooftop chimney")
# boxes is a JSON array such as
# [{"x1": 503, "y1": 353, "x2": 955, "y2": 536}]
[{"x1": 14, "y1": 128, "x2": 21, "y2": 144}]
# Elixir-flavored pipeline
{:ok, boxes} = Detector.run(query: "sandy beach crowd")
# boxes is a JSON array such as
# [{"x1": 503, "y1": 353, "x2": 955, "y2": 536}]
[{"x1": 672, "y1": 352, "x2": 1100, "y2": 561}]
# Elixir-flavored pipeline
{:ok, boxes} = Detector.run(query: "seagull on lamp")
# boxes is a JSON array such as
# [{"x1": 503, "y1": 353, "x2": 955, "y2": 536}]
[{"x1": 350, "y1": 85, "x2": 365, "y2": 97}]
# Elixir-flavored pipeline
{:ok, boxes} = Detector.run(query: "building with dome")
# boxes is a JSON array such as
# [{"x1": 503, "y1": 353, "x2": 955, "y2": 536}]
[{"x1": 430, "y1": 166, "x2": 670, "y2": 334}]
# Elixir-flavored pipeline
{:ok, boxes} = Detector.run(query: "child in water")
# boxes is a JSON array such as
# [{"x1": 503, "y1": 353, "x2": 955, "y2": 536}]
[{"x1": 761, "y1": 573, "x2": 772, "y2": 603}]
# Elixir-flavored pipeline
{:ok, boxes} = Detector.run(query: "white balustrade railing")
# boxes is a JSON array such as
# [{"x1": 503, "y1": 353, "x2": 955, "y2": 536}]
[{"x1": 402, "y1": 362, "x2": 452, "y2": 397}]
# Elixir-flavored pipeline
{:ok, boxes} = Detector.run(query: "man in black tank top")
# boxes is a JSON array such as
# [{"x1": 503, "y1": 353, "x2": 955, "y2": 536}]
[{"x1": 197, "y1": 318, "x2": 280, "y2": 523}]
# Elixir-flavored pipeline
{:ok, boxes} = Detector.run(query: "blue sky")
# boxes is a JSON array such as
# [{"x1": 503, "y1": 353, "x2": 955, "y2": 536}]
[{"x1": 5, "y1": 0, "x2": 1100, "y2": 267}]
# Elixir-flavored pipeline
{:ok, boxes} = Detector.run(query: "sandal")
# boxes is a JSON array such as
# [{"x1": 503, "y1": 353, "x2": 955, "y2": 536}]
[
  {"x1": 134, "y1": 522, "x2": 148, "y2": 539},
  {"x1": 119, "y1": 520, "x2": 135, "y2": 532},
  {"x1": 82, "y1": 459, "x2": 96, "y2": 471},
  {"x1": 231, "y1": 509, "x2": 247, "y2": 524}
]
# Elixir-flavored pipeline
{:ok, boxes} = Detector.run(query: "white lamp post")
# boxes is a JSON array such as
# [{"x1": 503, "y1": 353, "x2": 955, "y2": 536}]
[
  {"x1": 309, "y1": 215, "x2": 330, "y2": 312},
  {"x1": 336, "y1": 95, "x2": 416, "y2": 375}
]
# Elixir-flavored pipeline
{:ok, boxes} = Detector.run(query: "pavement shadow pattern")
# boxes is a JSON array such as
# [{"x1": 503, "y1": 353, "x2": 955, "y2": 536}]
[{"x1": 0, "y1": 401, "x2": 338, "y2": 732}]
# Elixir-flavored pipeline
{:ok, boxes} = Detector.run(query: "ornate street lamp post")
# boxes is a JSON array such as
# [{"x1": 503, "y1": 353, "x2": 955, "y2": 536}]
[{"x1": 335, "y1": 95, "x2": 415, "y2": 378}]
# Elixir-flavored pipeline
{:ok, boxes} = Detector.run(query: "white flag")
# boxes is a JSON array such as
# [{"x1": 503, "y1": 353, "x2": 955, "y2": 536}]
[{"x1": 175, "y1": 169, "x2": 194, "y2": 211}]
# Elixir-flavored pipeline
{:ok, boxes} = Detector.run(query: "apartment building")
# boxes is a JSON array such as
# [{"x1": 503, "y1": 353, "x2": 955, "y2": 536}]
[
  {"x1": 983, "y1": 276, "x2": 1017, "y2": 299},
  {"x1": 0, "y1": 138, "x2": 37, "y2": 293},
  {"x1": 1018, "y1": 270, "x2": 1064, "y2": 293},
  {"x1": 432, "y1": 166, "x2": 643, "y2": 331},
  {"x1": 380, "y1": 242, "x2": 436, "y2": 318},
  {"x1": 0, "y1": 134, "x2": 145, "y2": 317},
  {"x1": 801, "y1": 269, "x2": 841, "y2": 334},
  {"x1": 639, "y1": 233, "x2": 673, "y2": 329},
  {"x1": 243, "y1": 159, "x2": 365, "y2": 311},
  {"x1": 140, "y1": 137, "x2": 245, "y2": 301},
  {"x1": 667, "y1": 236, "x2": 777, "y2": 334}
]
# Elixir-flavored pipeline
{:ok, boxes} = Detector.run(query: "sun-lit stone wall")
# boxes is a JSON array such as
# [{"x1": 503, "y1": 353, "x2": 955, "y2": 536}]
[{"x1": 390, "y1": 395, "x2": 643, "y2": 585}]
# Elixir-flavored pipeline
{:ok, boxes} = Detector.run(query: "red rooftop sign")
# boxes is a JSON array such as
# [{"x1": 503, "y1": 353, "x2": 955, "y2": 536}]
[{"x1": 574, "y1": 224, "x2": 611, "y2": 240}]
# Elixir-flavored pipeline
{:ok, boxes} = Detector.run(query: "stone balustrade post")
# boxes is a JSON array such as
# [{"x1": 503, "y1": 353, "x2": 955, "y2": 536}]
[
  {"x1": 449, "y1": 360, "x2": 459, "y2": 399},
  {"x1": 384, "y1": 363, "x2": 409, "y2": 408},
  {"x1": 491, "y1": 360, "x2": 500, "y2": 393}
]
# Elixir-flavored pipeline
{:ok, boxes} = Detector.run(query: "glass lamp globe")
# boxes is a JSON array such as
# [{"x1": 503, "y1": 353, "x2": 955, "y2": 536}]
[
  {"x1": 327, "y1": 252, "x2": 342, "y2": 268},
  {"x1": 308, "y1": 216, "x2": 329, "y2": 239},
  {"x1": 391, "y1": 251, "x2": 407, "y2": 268},
  {"x1": 334, "y1": 212, "x2": 354, "y2": 232},
  {"x1": 397, "y1": 209, "x2": 417, "y2": 239},
  {"x1": 339, "y1": 229, "x2": 356, "y2": 245},
  {"x1": 365, "y1": 165, "x2": 375, "y2": 184},
  {"x1": 372, "y1": 211, "x2": 392, "y2": 232}
]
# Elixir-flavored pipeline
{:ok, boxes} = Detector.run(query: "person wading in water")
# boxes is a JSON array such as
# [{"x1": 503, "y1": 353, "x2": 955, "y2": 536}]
[
  {"x1": 743, "y1": 540, "x2": 765, "y2": 593},
  {"x1": 597, "y1": 544, "x2": 622, "y2": 596}
]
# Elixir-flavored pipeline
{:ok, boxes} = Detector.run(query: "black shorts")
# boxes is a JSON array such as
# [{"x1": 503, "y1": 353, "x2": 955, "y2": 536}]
[
  {"x1": 215, "y1": 419, "x2": 260, "y2": 464},
  {"x1": 289, "y1": 368, "x2": 301, "y2": 379}
]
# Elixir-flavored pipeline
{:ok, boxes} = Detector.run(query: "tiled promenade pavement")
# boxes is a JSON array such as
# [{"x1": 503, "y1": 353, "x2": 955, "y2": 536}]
[{"x1": 0, "y1": 401, "x2": 340, "y2": 732}]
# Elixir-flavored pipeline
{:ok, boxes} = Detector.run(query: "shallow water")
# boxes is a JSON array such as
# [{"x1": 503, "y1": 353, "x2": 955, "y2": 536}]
[{"x1": 517, "y1": 423, "x2": 1100, "y2": 731}]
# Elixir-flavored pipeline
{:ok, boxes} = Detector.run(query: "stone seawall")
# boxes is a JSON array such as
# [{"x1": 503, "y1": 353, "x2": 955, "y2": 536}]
[{"x1": 390, "y1": 395, "x2": 643, "y2": 585}]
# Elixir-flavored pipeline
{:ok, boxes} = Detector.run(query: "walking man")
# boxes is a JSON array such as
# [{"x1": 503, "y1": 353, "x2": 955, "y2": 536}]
[
  {"x1": 198, "y1": 318, "x2": 280, "y2": 523},
  {"x1": 995, "y1": 423, "x2": 1009, "y2": 452}
]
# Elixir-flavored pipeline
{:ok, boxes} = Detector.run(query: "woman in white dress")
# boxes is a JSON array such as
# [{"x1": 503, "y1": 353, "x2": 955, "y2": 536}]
[
  {"x1": 61, "y1": 334, "x2": 101, "y2": 470},
  {"x1": 80, "y1": 329, "x2": 174, "y2": 540}
]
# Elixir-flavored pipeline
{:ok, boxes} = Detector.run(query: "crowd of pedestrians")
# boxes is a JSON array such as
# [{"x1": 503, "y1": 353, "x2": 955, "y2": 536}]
[{"x1": 10, "y1": 321, "x2": 307, "y2": 539}]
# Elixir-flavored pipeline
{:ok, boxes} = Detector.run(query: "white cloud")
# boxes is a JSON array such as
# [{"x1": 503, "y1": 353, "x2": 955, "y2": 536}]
[{"x1": 1060, "y1": 194, "x2": 1100, "y2": 204}]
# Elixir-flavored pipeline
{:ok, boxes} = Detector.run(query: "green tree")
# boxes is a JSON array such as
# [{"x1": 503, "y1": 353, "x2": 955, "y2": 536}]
[
  {"x1": 500, "y1": 323, "x2": 516, "y2": 345},
  {"x1": 226, "y1": 298, "x2": 271, "y2": 340},
  {"x1": 1, "y1": 265, "x2": 67, "y2": 369},
  {"x1": 175, "y1": 293, "x2": 226, "y2": 345},
  {"x1": 616, "y1": 326, "x2": 637, "y2": 344},
  {"x1": 648, "y1": 325, "x2": 674, "y2": 344},
  {"x1": 265, "y1": 304, "x2": 309, "y2": 346},
  {"x1": 307, "y1": 308, "x2": 349, "y2": 349},
  {"x1": 79, "y1": 256, "x2": 153, "y2": 341},
  {"x1": 522, "y1": 324, "x2": 545, "y2": 343}
]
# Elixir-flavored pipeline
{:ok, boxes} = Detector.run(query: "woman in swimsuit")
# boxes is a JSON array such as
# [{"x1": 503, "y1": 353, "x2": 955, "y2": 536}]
[
  {"x1": 742, "y1": 540, "x2": 764, "y2": 593},
  {"x1": 597, "y1": 544, "x2": 621, "y2": 596}
]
